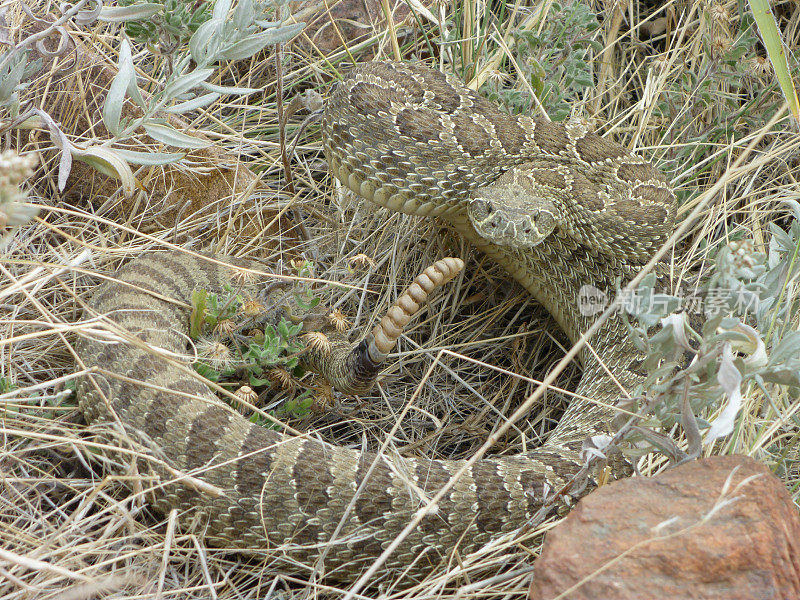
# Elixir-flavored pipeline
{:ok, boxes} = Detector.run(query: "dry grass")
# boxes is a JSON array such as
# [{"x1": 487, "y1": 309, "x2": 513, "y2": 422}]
[{"x1": 3, "y1": 0, "x2": 800, "y2": 598}]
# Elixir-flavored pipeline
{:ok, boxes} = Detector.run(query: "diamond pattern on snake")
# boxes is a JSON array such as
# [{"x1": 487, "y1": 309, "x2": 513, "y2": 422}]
[{"x1": 77, "y1": 60, "x2": 677, "y2": 580}]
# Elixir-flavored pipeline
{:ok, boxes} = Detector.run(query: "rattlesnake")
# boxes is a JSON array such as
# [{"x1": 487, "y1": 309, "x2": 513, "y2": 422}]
[{"x1": 77, "y1": 61, "x2": 676, "y2": 580}]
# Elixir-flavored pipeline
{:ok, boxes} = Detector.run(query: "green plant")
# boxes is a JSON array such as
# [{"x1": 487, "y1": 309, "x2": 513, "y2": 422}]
[
  {"x1": 484, "y1": 1, "x2": 601, "y2": 120},
  {"x1": 189, "y1": 285, "x2": 243, "y2": 339},
  {"x1": 117, "y1": 0, "x2": 212, "y2": 51},
  {"x1": 614, "y1": 203, "x2": 800, "y2": 461},
  {"x1": 0, "y1": 376, "x2": 16, "y2": 394},
  {"x1": 243, "y1": 318, "x2": 305, "y2": 386},
  {"x1": 188, "y1": 260, "x2": 329, "y2": 424},
  {"x1": 3, "y1": 0, "x2": 304, "y2": 191}
]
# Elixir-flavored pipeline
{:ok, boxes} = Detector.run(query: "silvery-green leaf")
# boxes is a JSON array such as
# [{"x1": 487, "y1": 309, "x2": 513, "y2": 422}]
[
  {"x1": 35, "y1": 26, "x2": 70, "y2": 57},
  {"x1": 0, "y1": 54, "x2": 25, "y2": 103},
  {"x1": 42, "y1": 117, "x2": 74, "y2": 191},
  {"x1": 98, "y1": 3, "x2": 163, "y2": 22},
  {"x1": 219, "y1": 23, "x2": 304, "y2": 61},
  {"x1": 71, "y1": 145, "x2": 137, "y2": 196},
  {"x1": 58, "y1": 144, "x2": 73, "y2": 192},
  {"x1": 71, "y1": 0, "x2": 102, "y2": 26},
  {"x1": 119, "y1": 40, "x2": 145, "y2": 109},
  {"x1": 706, "y1": 343, "x2": 743, "y2": 441},
  {"x1": 103, "y1": 39, "x2": 135, "y2": 136},
  {"x1": 3, "y1": 202, "x2": 39, "y2": 227},
  {"x1": 233, "y1": 0, "x2": 254, "y2": 29},
  {"x1": 199, "y1": 81, "x2": 260, "y2": 96},
  {"x1": 189, "y1": 18, "x2": 222, "y2": 64},
  {"x1": 114, "y1": 148, "x2": 185, "y2": 165},
  {"x1": 162, "y1": 69, "x2": 214, "y2": 101},
  {"x1": 166, "y1": 92, "x2": 220, "y2": 114},
  {"x1": 769, "y1": 331, "x2": 800, "y2": 366},
  {"x1": 143, "y1": 123, "x2": 210, "y2": 148},
  {"x1": 212, "y1": 0, "x2": 232, "y2": 20}
]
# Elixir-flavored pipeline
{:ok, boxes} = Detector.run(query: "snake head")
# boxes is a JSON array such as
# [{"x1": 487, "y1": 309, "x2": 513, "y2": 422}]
[{"x1": 468, "y1": 183, "x2": 557, "y2": 248}]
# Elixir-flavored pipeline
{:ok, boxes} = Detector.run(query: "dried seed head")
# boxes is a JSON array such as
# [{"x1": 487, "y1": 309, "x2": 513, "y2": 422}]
[
  {"x1": 196, "y1": 338, "x2": 233, "y2": 369},
  {"x1": 313, "y1": 381, "x2": 334, "y2": 405},
  {"x1": 729, "y1": 239, "x2": 758, "y2": 269},
  {"x1": 303, "y1": 331, "x2": 331, "y2": 353},
  {"x1": 247, "y1": 328, "x2": 265, "y2": 344},
  {"x1": 214, "y1": 318, "x2": 236, "y2": 337},
  {"x1": 240, "y1": 298, "x2": 264, "y2": 318},
  {"x1": 349, "y1": 253, "x2": 376, "y2": 269},
  {"x1": 291, "y1": 258, "x2": 311, "y2": 272},
  {"x1": 710, "y1": 33, "x2": 731, "y2": 55},
  {"x1": 707, "y1": 1, "x2": 731, "y2": 26},
  {"x1": 328, "y1": 309, "x2": 350, "y2": 332},
  {"x1": 268, "y1": 367, "x2": 296, "y2": 391},
  {"x1": 0, "y1": 150, "x2": 39, "y2": 228},
  {"x1": 650, "y1": 55, "x2": 669, "y2": 75},
  {"x1": 486, "y1": 68, "x2": 512, "y2": 87},
  {"x1": 747, "y1": 56, "x2": 771, "y2": 78},
  {"x1": 0, "y1": 150, "x2": 38, "y2": 192},
  {"x1": 232, "y1": 267, "x2": 258, "y2": 286},
  {"x1": 235, "y1": 385, "x2": 258, "y2": 405}
]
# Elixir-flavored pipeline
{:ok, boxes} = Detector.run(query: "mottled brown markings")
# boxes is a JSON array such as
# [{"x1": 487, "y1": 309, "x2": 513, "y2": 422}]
[
  {"x1": 570, "y1": 174, "x2": 607, "y2": 212},
  {"x1": 612, "y1": 198, "x2": 651, "y2": 225},
  {"x1": 232, "y1": 423, "x2": 277, "y2": 500},
  {"x1": 349, "y1": 81, "x2": 403, "y2": 116},
  {"x1": 528, "y1": 169, "x2": 568, "y2": 189},
  {"x1": 89, "y1": 285, "x2": 183, "y2": 324},
  {"x1": 451, "y1": 113, "x2": 489, "y2": 157},
  {"x1": 291, "y1": 440, "x2": 334, "y2": 526},
  {"x1": 492, "y1": 119, "x2": 528, "y2": 155},
  {"x1": 415, "y1": 69, "x2": 461, "y2": 112},
  {"x1": 574, "y1": 133, "x2": 629, "y2": 163},
  {"x1": 328, "y1": 119, "x2": 355, "y2": 148},
  {"x1": 278, "y1": 440, "x2": 334, "y2": 545},
  {"x1": 184, "y1": 404, "x2": 232, "y2": 471},
  {"x1": 396, "y1": 107, "x2": 442, "y2": 145},
  {"x1": 534, "y1": 448, "x2": 585, "y2": 476},
  {"x1": 90, "y1": 286, "x2": 180, "y2": 331},
  {"x1": 105, "y1": 347, "x2": 162, "y2": 415},
  {"x1": 366, "y1": 65, "x2": 424, "y2": 102},
  {"x1": 634, "y1": 184, "x2": 674, "y2": 210},
  {"x1": 142, "y1": 390, "x2": 182, "y2": 442},
  {"x1": 470, "y1": 461, "x2": 508, "y2": 534},
  {"x1": 194, "y1": 257, "x2": 241, "y2": 292},
  {"x1": 75, "y1": 57, "x2": 681, "y2": 577},
  {"x1": 518, "y1": 469, "x2": 549, "y2": 515},
  {"x1": 462, "y1": 87, "x2": 499, "y2": 117},
  {"x1": 354, "y1": 454, "x2": 393, "y2": 530},
  {"x1": 138, "y1": 252, "x2": 199, "y2": 297},
  {"x1": 532, "y1": 120, "x2": 571, "y2": 156},
  {"x1": 616, "y1": 162, "x2": 657, "y2": 183},
  {"x1": 413, "y1": 459, "x2": 454, "y2": 537},
  {"x1": 120, "y1": 264, "x2": 189, "y2": 302}
]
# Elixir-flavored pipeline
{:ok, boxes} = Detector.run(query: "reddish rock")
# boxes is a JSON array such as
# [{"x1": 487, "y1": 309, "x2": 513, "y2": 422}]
[{"x1": 529, "y1": 455, "x2": 800, "y2": 600}]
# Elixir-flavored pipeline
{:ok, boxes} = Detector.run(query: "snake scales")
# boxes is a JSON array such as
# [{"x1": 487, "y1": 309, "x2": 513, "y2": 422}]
[{"x1": 77, "y1": 61, "x2": 677, "y2": 579}]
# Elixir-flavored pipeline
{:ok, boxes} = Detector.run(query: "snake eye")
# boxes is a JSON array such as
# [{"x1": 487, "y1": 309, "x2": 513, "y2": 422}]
[{"x1": 471, "y1": 198, "x2": 490, "y2": 216}]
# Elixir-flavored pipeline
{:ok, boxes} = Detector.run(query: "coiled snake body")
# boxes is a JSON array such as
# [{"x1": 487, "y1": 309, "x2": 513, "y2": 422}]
[{"x1": 77, "y1": 61, "x2": 677, "y2": 580}]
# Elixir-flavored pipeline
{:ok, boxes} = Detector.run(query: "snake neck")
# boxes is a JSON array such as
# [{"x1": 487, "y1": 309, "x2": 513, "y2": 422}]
[{"x1": 444, "y1": 212, "x2": 642, "y2": 367}]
